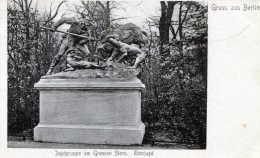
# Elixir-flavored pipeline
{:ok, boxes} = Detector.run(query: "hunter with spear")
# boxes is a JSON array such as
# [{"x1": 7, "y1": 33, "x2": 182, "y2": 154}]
[{"x1": 44, "y1": 17, "x2": 97, "y2": 75}]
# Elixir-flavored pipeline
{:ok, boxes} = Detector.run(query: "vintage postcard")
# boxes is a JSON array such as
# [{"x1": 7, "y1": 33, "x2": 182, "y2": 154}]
[{"x1": 0, "y1": 0, "x2": 259, "y2": 158}]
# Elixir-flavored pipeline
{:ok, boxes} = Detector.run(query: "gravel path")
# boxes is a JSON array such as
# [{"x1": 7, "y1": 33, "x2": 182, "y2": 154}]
[{"x1": 8, "y1": 140, "x2": 201, "y2": 149}]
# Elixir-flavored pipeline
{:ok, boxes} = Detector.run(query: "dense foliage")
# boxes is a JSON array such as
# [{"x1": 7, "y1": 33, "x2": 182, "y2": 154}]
[
  {"x1": 141, "y1": 2, "x2": 207, "y2": 147},
  {"x1": 8, "y1": 0, "x2": 58, "y2": 134},
  {"x1": 8, "y1": 0, "x2": 207, "y2": 148}
]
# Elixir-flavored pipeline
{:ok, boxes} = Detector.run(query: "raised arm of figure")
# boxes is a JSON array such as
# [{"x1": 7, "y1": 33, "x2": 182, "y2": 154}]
[{"x1": 53, "y1": 17, "x2": 77, "y2": 30}]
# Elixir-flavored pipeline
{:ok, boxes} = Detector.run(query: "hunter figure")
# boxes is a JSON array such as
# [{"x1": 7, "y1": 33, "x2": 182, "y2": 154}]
[{"x1": 46, "y1": 17, "x2": 96, "y2": 75}]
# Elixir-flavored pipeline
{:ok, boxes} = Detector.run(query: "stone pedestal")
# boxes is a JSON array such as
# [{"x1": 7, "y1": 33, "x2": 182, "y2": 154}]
[{"x1": 34, "y1": 78, "x2": 145, "y2": 145}]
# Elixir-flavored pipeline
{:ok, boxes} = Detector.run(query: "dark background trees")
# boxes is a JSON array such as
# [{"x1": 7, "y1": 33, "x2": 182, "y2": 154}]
[
  {"x1": 8, "y1": 0, "x2": 64, "y2": 135},
  {"x1": 8, "y1": 0, "x2": 207, "y2": 148},
  {"x1": 141, "y1": 1, "x2": 207, "y2": 147}
]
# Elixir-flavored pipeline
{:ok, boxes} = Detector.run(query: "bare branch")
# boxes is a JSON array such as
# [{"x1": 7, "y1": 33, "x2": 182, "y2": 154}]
[
  {"x1": 110, "y1": 17, "x2": 132, "y2": 21},
  {"x1": 34, "y1": 0, "x2": 38, "y2": 15},
  {"x1": 49, "y1": 2, "x2": 53, "y2": 18},
  {"x1": 13, "y1": 0, "x2": 21, "y2": 8},
  {"x1": 136, "y1": 1, "x2": 143, "y2": 6},
  {"x1": 97, "y1": 1, "x2": 105, "y2": 10},
  {"x1": 13, "y1": 0, "x2": 24, "y2": 12},
  {"x1": 43, "y1": 0, "x2": 66, "y2": 26},
  {"x1": 60, "y1": 12, "x2": 68, "y2": 18},
  {"x1": 176, "y1": 3, "x2": 191, "y2": 36},
  {"x1": 8, "y1": 50, "x2": 15, "y2": 62},
  {"x1": 170, "y1": 25, "x2": 176, "y2": 39},
  {"x1": 91, "y1": 2, "x2": 98, "y2": 16},
  {"x1": 28, "y1": 0, "x2": 33, "y2": 8},
  {"x1": 24, "y1": 0, "x2": 28, "y2": 11},
  {"x1": 181, "y1": 5, "x2": 191, "y2": 25},
  {"x1": 19, "y1": 0, "x2": 24, "y2": 11}
]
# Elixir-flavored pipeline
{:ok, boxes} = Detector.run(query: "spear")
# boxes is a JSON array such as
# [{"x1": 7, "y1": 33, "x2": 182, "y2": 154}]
[{"x1": 40, "y1": 26, "x2": 97, "y2": 41}]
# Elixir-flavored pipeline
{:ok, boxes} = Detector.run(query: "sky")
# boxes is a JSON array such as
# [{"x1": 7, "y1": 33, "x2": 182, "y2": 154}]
[
  {"x1": 29, "y1": 0, "x2": 161, "y2": 31},
  {"x1": 8, "y1": 0, "x2": 206, "y2": 32}
]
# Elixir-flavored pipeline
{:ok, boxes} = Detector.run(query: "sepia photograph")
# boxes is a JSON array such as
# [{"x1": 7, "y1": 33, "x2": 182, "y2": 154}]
[{"x1": 7, "y1": 0, "x2": 207, "y2": 149}]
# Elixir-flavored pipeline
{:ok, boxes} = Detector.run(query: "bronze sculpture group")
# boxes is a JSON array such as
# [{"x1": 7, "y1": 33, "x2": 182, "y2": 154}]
[{"x1": 45, "y1": 17, "x2": 148, "y2": 75}]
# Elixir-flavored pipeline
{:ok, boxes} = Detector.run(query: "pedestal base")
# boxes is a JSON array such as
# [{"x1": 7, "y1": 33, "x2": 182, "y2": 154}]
[
  {"x1": 34, "y1": 123, "x2": 145, "y2": 145},
  {"x1": 34, "y1": 78, "x2": 145, "y2": 145}
]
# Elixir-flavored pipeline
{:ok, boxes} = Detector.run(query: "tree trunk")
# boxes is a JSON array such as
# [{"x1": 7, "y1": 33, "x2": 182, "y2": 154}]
[
  {"x1": 159, "y1": 1, "x2": 177, "y2": 55},
  {"x1": 97, "y1": 1, "x2": 111, "y2": 28},
  {"x1": 178, "y1": 2, "x2": 183, "y2": 55},
  {"x1": 105, "y1": 1, "x2": 110, "y2": 28}
]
